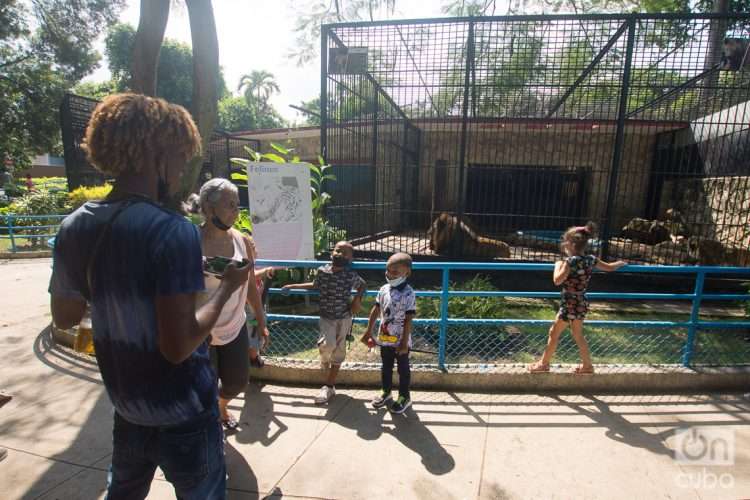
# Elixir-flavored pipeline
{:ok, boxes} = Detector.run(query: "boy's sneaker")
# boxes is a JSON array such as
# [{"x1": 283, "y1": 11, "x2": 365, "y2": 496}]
[
  {"x1": 314, "y1": 385, "x2": 335, "y2": 404},
  {"x1": 371, "y1": 391, "x2": 392, "y2": 409},
  {"x1": 390, "y1": 396, "x2": 412, "y2": 414}
]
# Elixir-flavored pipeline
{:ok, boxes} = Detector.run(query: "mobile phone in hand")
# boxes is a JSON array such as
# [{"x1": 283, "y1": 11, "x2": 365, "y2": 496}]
[{"x1": 203, "y1": 256, "x2": 249, "y2": 276}]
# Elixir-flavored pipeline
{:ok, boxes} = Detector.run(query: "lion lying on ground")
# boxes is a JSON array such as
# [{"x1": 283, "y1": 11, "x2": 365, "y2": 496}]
[{"x1": 428, "y1": 213, "x2": 511, "y2": 259}]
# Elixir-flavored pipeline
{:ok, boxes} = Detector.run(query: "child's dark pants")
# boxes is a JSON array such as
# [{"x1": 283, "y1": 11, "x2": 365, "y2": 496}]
[{"x1": 380, "y1": 346, "x2": 410, "y2": 399}]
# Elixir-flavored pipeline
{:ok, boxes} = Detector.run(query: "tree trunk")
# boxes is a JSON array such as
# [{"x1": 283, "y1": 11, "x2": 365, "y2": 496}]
[
  {"x1": 130, "y1": 0, "x2": 170, "y2": 95},
  {"x1": 183, "y1": 0, "x2": 220, "y2": 197},
  {"x1": 702, "y1": 0, "x2": 729, "y2": 110}
]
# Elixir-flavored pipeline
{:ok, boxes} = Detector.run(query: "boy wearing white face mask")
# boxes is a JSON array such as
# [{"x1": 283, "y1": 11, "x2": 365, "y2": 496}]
[{"x1": 362, "y1": 252, "x2": 416, "y2": 414}]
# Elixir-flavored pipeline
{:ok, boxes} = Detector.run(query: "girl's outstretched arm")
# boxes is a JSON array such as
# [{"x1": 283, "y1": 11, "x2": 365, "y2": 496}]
[
  {"x1": 595, "y1": 260, "x2": 627, "y2": 272},
  {"x1": 553, "y1": 260, "x2": 570, "y2": 286}
]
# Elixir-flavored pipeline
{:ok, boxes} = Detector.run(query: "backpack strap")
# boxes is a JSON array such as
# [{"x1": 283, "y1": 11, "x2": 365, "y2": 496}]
[{"x1": 84, "y1": 199, "x2": 139, "y2": 300}]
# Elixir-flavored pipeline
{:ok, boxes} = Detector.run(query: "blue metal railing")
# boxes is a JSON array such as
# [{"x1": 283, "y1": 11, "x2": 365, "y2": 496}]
[
  {"x1": 256, "y1": 259, "x2": 750, "y2": 369},
  {"x1": 0, "y1": 214, "x2": 66, "y2": 253}
]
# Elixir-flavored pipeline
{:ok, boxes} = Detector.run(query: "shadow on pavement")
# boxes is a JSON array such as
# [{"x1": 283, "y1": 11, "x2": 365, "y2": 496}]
[{"x1": 236, "y1": 383, "x2": 289, "y2": 447}]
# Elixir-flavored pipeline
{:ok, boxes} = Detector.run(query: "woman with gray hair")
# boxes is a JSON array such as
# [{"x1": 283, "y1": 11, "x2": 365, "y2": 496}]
[{"x1": 189, "y1": 178, "x2": 270, "y2": 429}]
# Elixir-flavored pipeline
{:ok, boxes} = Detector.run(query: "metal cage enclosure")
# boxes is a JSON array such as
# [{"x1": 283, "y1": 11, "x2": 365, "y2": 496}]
[{"x1": 321, "y1": 14, "x2": 750, "y2": 265}]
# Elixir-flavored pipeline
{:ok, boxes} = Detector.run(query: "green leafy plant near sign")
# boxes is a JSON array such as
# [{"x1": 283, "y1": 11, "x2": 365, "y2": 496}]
[
  {"x1": 234, "y1": 208, "x2": 253, "y2": 235},
  {"x1": 230, "y1": 142, "x2": 346, "y2": 257}
]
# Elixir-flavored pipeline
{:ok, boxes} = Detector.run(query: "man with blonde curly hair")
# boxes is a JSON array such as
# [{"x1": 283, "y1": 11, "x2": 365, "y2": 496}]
[{"x1": 49, "y1": 94, "x2": 249, "y2": 499}]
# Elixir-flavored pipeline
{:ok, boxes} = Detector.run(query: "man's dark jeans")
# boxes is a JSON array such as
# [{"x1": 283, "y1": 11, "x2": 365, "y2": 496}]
[{"x1": 106, "y1": 408, "x2": 225, "y2": 500}]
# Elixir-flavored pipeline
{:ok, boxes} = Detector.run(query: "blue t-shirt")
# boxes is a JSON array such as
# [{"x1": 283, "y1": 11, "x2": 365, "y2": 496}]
[{"x1": 49, "y1": 199, "x2": 215, "y2": 426}]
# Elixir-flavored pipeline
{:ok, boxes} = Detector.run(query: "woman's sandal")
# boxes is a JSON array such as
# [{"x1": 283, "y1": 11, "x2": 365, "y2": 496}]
[
  {"x1": 572, "y1": 365, "x2": 595, "y2": 375},
  {"x1": 527, "y1": 362, "x2": 550, "y2": 373},
  {"x1": 221, "y1": 415, "x2": 239, "y2": 431}
]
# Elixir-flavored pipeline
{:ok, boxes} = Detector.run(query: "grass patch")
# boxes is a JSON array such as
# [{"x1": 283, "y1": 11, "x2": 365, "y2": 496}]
[{"x1": 0, "y1": 236, "x2": 50, "y2": 252}]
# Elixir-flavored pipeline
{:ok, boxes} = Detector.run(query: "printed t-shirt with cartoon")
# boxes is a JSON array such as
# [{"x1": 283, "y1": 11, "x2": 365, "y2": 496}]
[{"x1": 374, "y1": 282, "x2": 417, "y2": 347}]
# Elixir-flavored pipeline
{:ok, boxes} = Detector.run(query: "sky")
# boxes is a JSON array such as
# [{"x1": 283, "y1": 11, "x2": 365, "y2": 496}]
[{"x1": 85, "y1": 0, "x2": 452, "y2": 123}]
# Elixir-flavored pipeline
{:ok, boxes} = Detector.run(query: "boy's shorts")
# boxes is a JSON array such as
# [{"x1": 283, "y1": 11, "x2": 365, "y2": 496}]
[
  {"x1": 247, "y1": 324, "x2": 263, "y2": 350},
  {"x1": 318, "y1": 315, "x2": 352, "y2": 366},
  {"x1": 246, "y1": 306, "x2": 265, "y2": 351}
]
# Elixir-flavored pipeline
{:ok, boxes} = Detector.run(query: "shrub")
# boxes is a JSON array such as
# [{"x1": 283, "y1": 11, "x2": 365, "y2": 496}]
[
  {"x1": 2, "y1": 182, "x2": 24, "y2": 198},
  {"x1": 68, "y1": 184, "x2": 112, "y2": 210},
  {"x1": 2, "y1": 189, "x2": 70, "y2": 244},
  {"x1": 7, "y1": 189, "x2": 70, "y2": 216},
  {"x1": 31, "y1": 177, "x2": 68, "y2": 192},
  {"x1": 419, "y1": 275, "x2": 510, "y2": 319}
]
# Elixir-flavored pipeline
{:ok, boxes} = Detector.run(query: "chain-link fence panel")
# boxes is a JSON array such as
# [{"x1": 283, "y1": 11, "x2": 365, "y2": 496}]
[
  {"x1": 441, "y1": 323, "x2": 688, "y2": 366},
  {"x1": 691, "y1": 329, "x2": 750, "y2": 365},
  {"x1": 264, "y1": 316, "x2": 709, "y2": 367},
  {"x1": 265, "y1": 319, "x2": 320, "y2": 361}
]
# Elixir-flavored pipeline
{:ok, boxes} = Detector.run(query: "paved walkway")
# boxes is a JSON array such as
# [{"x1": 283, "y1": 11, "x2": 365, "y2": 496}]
[{"x1": 1, "y1": 258, "x2": 749, "y2": 500}]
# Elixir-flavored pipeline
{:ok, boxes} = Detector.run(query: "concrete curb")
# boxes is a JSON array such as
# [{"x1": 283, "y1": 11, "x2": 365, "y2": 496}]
[
  {"x1": 0, "y1": 251, "x2": 52, "y2": 259},
  {"x1": 50, "y1": 325, "x2": 750, "y2": 393},
  {"x1": 250, "y1": 361, "x2": 750, "y2": 393}
]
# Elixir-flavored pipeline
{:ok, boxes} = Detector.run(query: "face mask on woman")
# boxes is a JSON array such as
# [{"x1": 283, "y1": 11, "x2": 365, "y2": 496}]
[{"x1": 211, "y1": 215, "x2": 232, "y2": 231}]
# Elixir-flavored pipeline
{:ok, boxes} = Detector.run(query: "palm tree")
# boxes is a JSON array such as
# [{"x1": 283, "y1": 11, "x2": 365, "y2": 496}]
[{"x1": 237, "y1": 70, "x2": 280, "y2": 111}]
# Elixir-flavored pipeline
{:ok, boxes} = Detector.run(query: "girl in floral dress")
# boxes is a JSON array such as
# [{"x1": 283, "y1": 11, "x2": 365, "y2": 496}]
[{"x1": 529, "y1": 223, "x2": 626, "y2": 374}]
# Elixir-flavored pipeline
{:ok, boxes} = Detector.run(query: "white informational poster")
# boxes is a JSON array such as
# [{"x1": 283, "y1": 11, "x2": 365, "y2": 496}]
[{"x1": 247, "y1": 162, "x2": 314, "y2": 260}]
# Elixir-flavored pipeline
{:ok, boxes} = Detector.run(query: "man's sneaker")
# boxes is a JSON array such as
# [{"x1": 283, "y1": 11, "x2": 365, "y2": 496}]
[
  {"x1": 390, "y1": 396, "x2": 412, "y2": 414},
  {"x1": 314, "y1": 385, "x2": 335, "y2": 405},
  {"x1": 371, "y1": 391, "x2": 392, "y2": 409}
]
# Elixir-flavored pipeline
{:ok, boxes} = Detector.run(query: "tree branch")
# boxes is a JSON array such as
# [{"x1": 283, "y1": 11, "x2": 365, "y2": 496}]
[
  {"x1": 0, "y1": 53, "x2": 34, "y2": 69},
  {"x1": 334, "y1": 0, "x2": 342, "y2": 21}
]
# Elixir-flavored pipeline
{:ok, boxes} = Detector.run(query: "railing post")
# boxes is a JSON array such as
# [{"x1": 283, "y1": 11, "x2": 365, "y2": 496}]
[
  {"x1": 438, "y1": 267, "x2": 450, "y2": 370},
  {"x1": 682, "y1": 270, "x2": 706, "y2": 366},
  {"x1": 8, "y1": 215, "x2": 16, "y2": 253}
]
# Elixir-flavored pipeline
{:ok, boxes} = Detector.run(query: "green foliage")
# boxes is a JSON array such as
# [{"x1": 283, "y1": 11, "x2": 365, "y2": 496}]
[
  {"x1": 477, "y1": 27, "x2": 545, "y2": 116},
  {"x1": 234, "y1": 208, "x2": 254, "y2": 234},
  {"x1": 290, "y1": 0, "x2": 397, "y2": 65},
  {"x1": 0, "y1": 0, "x2": 124, "y2": 172},
  {"x1": 32, "y1": 176, "x2": 67, "y2": 189},
  {"x1": 7, "y1": 189, "x2": 70, "y2": 216},
  {"x1": 238, "y1": 70, "x2": 280, "y2": 110},
  {"x1": 297, "y1": 97, "x2": 321, "y2": 126},
  {"x1": 0, "y1": 187, "x2": 69, "y2": 246},
  {"x1": 419, "y1": 275, "x2": 511, "y2": 319},
  {"x1": 231, "y1": 143, "x2": 347, "y2": 256},
  {"x1": 217, "y1": 91, "x2": 285, "y2": 133},
  {"x1": 102, "y1": 23, "x2": 228, "y2": 110},
  {"x1": 1, "y1": 61, "x2": 68, "y2": 170},
  {"x1": 441, "y1": 0, "x2": 499, "y2": 16},
  {"x1": 2, "y1": 182, "x2": 24, "y2": 198},
  {"x1": 224, "y1": 71, "x2": 287, "y2": 130},
  {"x1": 68, "y1": 184, "x2": 113, "y2": 210},
  {"x1": 74, "y1": 79, "x2": 119, "y2": 100},
  {"x1": 217, "y1": 96, "x2": 256, "y2": 132}
]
